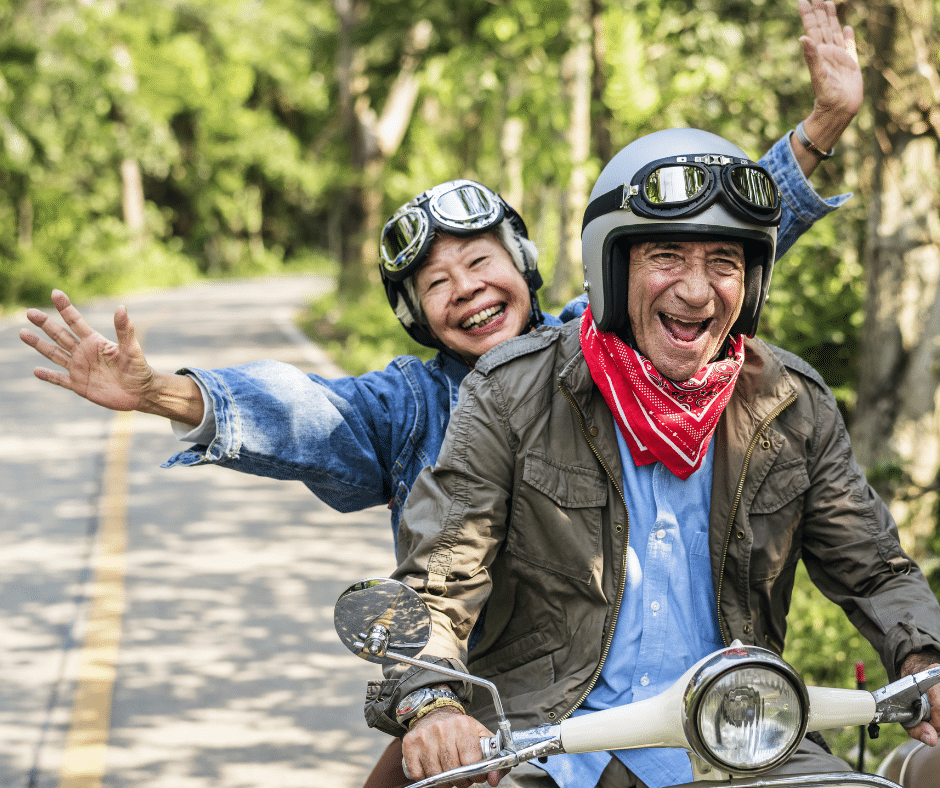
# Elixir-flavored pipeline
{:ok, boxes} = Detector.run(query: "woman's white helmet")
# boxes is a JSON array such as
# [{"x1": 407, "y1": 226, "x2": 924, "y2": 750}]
[{"x1": 581, "y1": 128, "x2": 781, "y2": 338}]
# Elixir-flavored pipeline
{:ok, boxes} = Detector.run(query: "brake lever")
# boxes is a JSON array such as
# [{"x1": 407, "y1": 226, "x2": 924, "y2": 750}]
[{"x1": 872, "y1": 665, "x2": 940, "y2": 728}]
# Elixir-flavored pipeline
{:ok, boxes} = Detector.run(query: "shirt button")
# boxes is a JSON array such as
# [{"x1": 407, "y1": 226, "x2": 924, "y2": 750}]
[
  {"x1": 650, "y1": 600, "x2": 660, "y2": 612},
  {"x1": 656, "y1": 529, "x2": 666, "y2": 540},
  {"x1": 640, "y1": 674, "x2": 650, "y2": 686}
]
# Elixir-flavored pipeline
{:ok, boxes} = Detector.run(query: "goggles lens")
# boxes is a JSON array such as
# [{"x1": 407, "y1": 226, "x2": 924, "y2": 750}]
[
  {"x1": 380, "y1": 209, "x2": 429, "y2": 273},
  {"x1": 430, "y1": 183, "x2": 502, "y2": 229},
  {"x1": 643, "y1": 165, "x2": 708, "y2": 206},
  {"x1": 727, "y1": 165, "x2": 778, "y2": 209},
  {"x1": 380, "y1": 180, "x2": 505, "y2": 280}
]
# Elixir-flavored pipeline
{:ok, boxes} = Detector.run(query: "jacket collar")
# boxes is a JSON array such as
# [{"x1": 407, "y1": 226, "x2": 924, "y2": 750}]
[{"x1": 732, "y1": 337, "x2": 798, "y2": 424}]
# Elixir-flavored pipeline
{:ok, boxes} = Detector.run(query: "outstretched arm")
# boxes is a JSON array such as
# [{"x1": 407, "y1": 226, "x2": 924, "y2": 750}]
[
  {"x1": 20, "y1": 289, "x2": 204, "y2": 426},
  {"x1": 791, "y1": 0, "x2": 863, "y2": 177}
]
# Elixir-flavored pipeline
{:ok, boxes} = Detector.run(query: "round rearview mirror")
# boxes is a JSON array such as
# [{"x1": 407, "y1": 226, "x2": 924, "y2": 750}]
[{"x1": 333, "y1": 578, "x2": 431, "y2": 665}]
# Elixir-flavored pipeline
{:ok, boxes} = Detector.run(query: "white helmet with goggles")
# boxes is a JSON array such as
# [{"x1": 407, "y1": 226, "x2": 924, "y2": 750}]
[
  {"x1": 581, "y1": 128, "x2": 781, "y2": 339},
  {"x1": 380, "y1": 179, "x2": 542, "y2": 348}
]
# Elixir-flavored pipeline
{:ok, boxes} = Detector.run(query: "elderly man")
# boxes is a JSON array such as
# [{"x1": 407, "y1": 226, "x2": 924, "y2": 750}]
[{"x1": 364, "y1": 127, "x2": 940, "y2": 788}]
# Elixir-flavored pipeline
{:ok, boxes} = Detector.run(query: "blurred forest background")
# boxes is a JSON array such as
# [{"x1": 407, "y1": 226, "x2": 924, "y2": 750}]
[{"x1": 2, "y1": 0, "x2": 939, "y2": 767}]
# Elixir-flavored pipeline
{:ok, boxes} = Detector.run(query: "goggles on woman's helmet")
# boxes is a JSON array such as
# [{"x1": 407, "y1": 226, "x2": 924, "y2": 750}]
[
  {"x1": 582, "y1": 154, "x2": 781, "y2": 232},
  {"x1": 380, "y1": 179, "x2": 514, "y2": 282}
]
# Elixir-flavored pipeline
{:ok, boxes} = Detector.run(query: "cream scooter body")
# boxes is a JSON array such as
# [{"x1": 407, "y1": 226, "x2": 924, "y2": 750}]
[{"x1": 334, "y1": 579, "x2": 939, "y2": 788}]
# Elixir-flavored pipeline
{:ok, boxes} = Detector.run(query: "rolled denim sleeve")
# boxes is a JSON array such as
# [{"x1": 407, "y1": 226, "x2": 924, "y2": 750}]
[
  {"x1": 758, "y1": 131, "x2": 852, "y2": 260},
  {"x1": 161, "y1": 360, "x2": 409, "y2": 512}
]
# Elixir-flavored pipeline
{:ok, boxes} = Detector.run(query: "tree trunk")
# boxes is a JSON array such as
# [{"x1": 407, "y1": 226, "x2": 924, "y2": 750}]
[
  {"x1": 120, "y1": 158, "x2": 146, "y2": 246},
  {"x1": 334, "y1": 0, "x2": 431, "y2": 296},
  {"x1": 590, "y1": 0, "x2": 612, "y2": 166},
  {"x1": 18, "y1": 192, "x2": 33, "y2": 249},
  {"x1": 501, "y1": 116, "x2": 525, "y2": 211},
  {"x1": 851, "y1": 0, "x2": 940, "y2": 553},
  {"x1": 548, "y1": 0, "x2": 592, "y2": 306}
]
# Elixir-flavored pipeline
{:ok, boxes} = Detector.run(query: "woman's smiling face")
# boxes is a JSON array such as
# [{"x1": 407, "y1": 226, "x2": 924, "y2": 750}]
[{"x1": 415, "y1": 232, "x2": 531, "y2": 365}]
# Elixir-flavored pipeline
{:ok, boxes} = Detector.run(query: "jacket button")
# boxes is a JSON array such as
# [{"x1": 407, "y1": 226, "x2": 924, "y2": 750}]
[
  {"x1": 736, "y1": 530, "x2": 745, "y2": 539},
  {"x1": 761, "y1": 439, "x2": 771, "y2": 449},
  {"x1": 590, "y1": 426, "x2": 599, "y2": 437},
  {"x1": 548, "y1": 712, "x2": 556, "y2": 719},
  {"x1": 744, "y1": 624, "x2": 752, "y2": 634},
  {"x1": 616, "y1": 525, "x2": 623, "y2": 532}
]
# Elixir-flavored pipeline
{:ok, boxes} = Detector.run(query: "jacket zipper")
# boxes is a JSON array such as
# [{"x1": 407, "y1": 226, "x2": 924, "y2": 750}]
[
  {"x1": 557, "y1": 382, "x2": 630, "y2": 722},
  {"x1": 715, "y1": 393, "x2": 797, "y2": 646}
]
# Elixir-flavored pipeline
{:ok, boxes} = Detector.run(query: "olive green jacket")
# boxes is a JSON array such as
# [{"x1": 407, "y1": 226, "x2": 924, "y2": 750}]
[{"x1": 365, "y1": 321, "x2": 940, "y2": 737}]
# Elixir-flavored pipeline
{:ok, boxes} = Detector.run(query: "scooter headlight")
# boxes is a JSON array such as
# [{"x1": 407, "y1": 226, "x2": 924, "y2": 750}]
[{"x1": 682, "y1": 646, "x2": 809, "y2": 775}]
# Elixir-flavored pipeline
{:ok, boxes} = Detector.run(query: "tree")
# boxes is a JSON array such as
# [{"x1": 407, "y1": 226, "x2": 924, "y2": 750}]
[
  {"x1": 850, "y1": 0, "x2": 940, "y2": 553},
  {"x1": 547, "y1": 0, "x2": 593, "y2": 304},
  {"x1": 333, "y1": 0, "x2": 433, "y2": 295}
]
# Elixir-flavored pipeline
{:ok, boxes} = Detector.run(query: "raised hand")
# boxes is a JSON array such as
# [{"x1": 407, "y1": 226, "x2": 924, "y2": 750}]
[
  {"x1": 799, "y1": 0, "x2": 863, "y2": 121},
  {"x1": 795, "y1": 0, "x2": 863, "y2": 164},
  {"x1": 20, "y1": 290, "x2": 203, "y2": 424}
]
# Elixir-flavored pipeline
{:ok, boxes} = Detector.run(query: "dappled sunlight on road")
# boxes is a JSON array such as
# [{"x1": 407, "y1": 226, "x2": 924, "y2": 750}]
[{"x1": 1, "y1": 277, "x2": 397, "y2": 788}]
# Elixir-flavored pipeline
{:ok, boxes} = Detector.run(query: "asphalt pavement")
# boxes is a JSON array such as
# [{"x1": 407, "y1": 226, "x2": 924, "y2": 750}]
[{"x1": 0, "y1": 276, "x2": 395, "y2": 788}]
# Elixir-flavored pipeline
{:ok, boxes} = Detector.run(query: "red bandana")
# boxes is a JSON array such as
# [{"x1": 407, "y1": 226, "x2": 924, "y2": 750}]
[{"x1": 579, "y1": 307, "x2": 744, "y2": 480}]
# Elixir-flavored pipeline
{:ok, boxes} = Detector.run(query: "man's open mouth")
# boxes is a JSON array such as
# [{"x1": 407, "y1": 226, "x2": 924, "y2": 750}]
[
  {"x1": 660, "y1": 313, "x2": 711, "y2": 342},
  {"x1": 461, "y1": 305, "x2": 506, "y2": 330}
]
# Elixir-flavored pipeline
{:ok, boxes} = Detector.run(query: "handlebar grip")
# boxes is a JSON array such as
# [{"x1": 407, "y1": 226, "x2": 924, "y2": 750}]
[
  {"x1": 901, "y1": 693, "x2": 931, "y2": 729},
  {"x1": 403, "y1": 737, "x2": 501, "y2": 781}
]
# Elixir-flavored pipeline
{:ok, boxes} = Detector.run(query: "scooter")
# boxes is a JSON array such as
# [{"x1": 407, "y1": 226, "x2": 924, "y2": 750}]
[{"x1": 334, "y1": 577, "x2": 940, "y2": 788}]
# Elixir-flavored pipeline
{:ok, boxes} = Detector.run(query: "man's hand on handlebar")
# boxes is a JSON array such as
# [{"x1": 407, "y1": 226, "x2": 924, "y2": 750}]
[
  {"x1": 900, "y1": 651, "x2": 940, "y2": 747},
  {"x1": 403, "y1": 707, "x2": 505, "y2": 788}
]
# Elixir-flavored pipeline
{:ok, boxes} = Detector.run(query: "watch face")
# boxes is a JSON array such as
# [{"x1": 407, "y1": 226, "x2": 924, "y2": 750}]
[{"x1": 397, "y1": 692, "x2": 426, "y2": 717}]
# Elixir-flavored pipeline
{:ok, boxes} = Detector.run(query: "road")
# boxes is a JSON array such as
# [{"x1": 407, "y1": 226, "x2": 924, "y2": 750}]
[{"x1": 0, "y1": 276, "x2": 395, "y2": 788}]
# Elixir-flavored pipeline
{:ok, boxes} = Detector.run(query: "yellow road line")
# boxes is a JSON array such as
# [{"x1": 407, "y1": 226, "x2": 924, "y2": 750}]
[{"x1": 59, "y1": 409, "x2": 134, "y2": 788}]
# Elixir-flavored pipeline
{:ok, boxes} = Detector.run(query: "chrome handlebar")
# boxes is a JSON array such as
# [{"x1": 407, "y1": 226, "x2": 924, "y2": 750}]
[{"x1": 872, "y1": 665, "x2": 940, "y2": 728}]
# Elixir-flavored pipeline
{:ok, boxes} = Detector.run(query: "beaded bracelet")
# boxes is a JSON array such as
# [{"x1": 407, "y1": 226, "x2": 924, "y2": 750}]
[
  {"x1": 795, "y1": 121, "x2": 834, "y2": 160},
  {"x1": 408, "y1": 697, "x2": 466, "y2": 729}
]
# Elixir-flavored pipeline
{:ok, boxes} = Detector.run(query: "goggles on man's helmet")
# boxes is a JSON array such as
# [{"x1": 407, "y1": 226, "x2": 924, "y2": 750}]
[
  {"x1": 380, "y1": 180, "x2": 512, "y2": 282},
  {"x1": 582, "y1": 154, "x2": 781, "y2": 232}
]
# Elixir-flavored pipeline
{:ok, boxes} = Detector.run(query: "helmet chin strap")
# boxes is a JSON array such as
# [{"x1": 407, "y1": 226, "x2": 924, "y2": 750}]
[{"x1": 525, "y1": 277, "x2": 543, "y2": 334}]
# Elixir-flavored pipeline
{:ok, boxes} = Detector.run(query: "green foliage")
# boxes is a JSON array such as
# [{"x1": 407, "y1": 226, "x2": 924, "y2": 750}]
[
  {"x1": 299, "y1": 286, "x2": 435, "y2": 377},
  {"x1": 786, "y1": 563, "x2": 909, "y2": 769},
  {"x1": 1, "y1": 0, "x2": 338, "y2": 307},
  {"x1": 761, "y1": 212, "x2": 866, "y2": 414}
]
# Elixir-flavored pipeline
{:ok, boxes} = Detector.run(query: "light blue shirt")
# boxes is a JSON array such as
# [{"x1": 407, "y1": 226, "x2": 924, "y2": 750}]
[{"x1": 542, "y1": 432, "x2": 723, "y2": 788}]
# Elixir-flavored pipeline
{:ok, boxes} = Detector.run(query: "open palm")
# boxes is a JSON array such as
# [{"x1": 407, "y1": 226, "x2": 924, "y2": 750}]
[{"x1": 20, "y1": 290, "x2": 155, "y2": 412}]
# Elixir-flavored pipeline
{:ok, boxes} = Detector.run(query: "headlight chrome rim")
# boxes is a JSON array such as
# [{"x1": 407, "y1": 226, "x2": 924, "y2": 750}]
[{"x1": 682, "y1": 646, "x2": 809, "y2": 775}]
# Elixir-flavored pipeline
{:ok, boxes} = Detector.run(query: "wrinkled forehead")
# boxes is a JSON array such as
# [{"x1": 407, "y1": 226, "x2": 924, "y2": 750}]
[
  {"x1": 630, "y1": 237, "x2": 745, "y2": 260},
  {"x1": 421, "y1": 230, "x2": 503, "y2": 268}
]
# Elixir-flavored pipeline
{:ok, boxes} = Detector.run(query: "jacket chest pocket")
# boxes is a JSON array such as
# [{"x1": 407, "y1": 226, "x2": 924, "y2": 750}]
[
  {"x1": 507, "y1": 451, "x2": 608, "y2": 584},
  {"x1": 747, "y1": 457, "x2": 810, "y2": 583}
]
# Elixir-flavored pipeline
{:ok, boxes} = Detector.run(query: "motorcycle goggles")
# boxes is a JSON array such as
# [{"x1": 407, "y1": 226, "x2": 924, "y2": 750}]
[
  {"x1": 582, "y1": 154, "x2": 781, "y2": 232},
  {"x1": 380, "y1": 180, "x2": 508, "y2": 282}
]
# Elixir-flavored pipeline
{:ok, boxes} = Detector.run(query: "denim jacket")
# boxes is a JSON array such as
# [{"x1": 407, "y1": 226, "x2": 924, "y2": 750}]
[{"x1": 163, "y1": 131, "x2": 850, "y2": 542}]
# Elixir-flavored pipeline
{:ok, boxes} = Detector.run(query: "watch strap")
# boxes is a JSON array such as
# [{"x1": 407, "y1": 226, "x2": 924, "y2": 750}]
[{"x1": 409, "y1": 697, "x2": 466, "y2": 729}]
